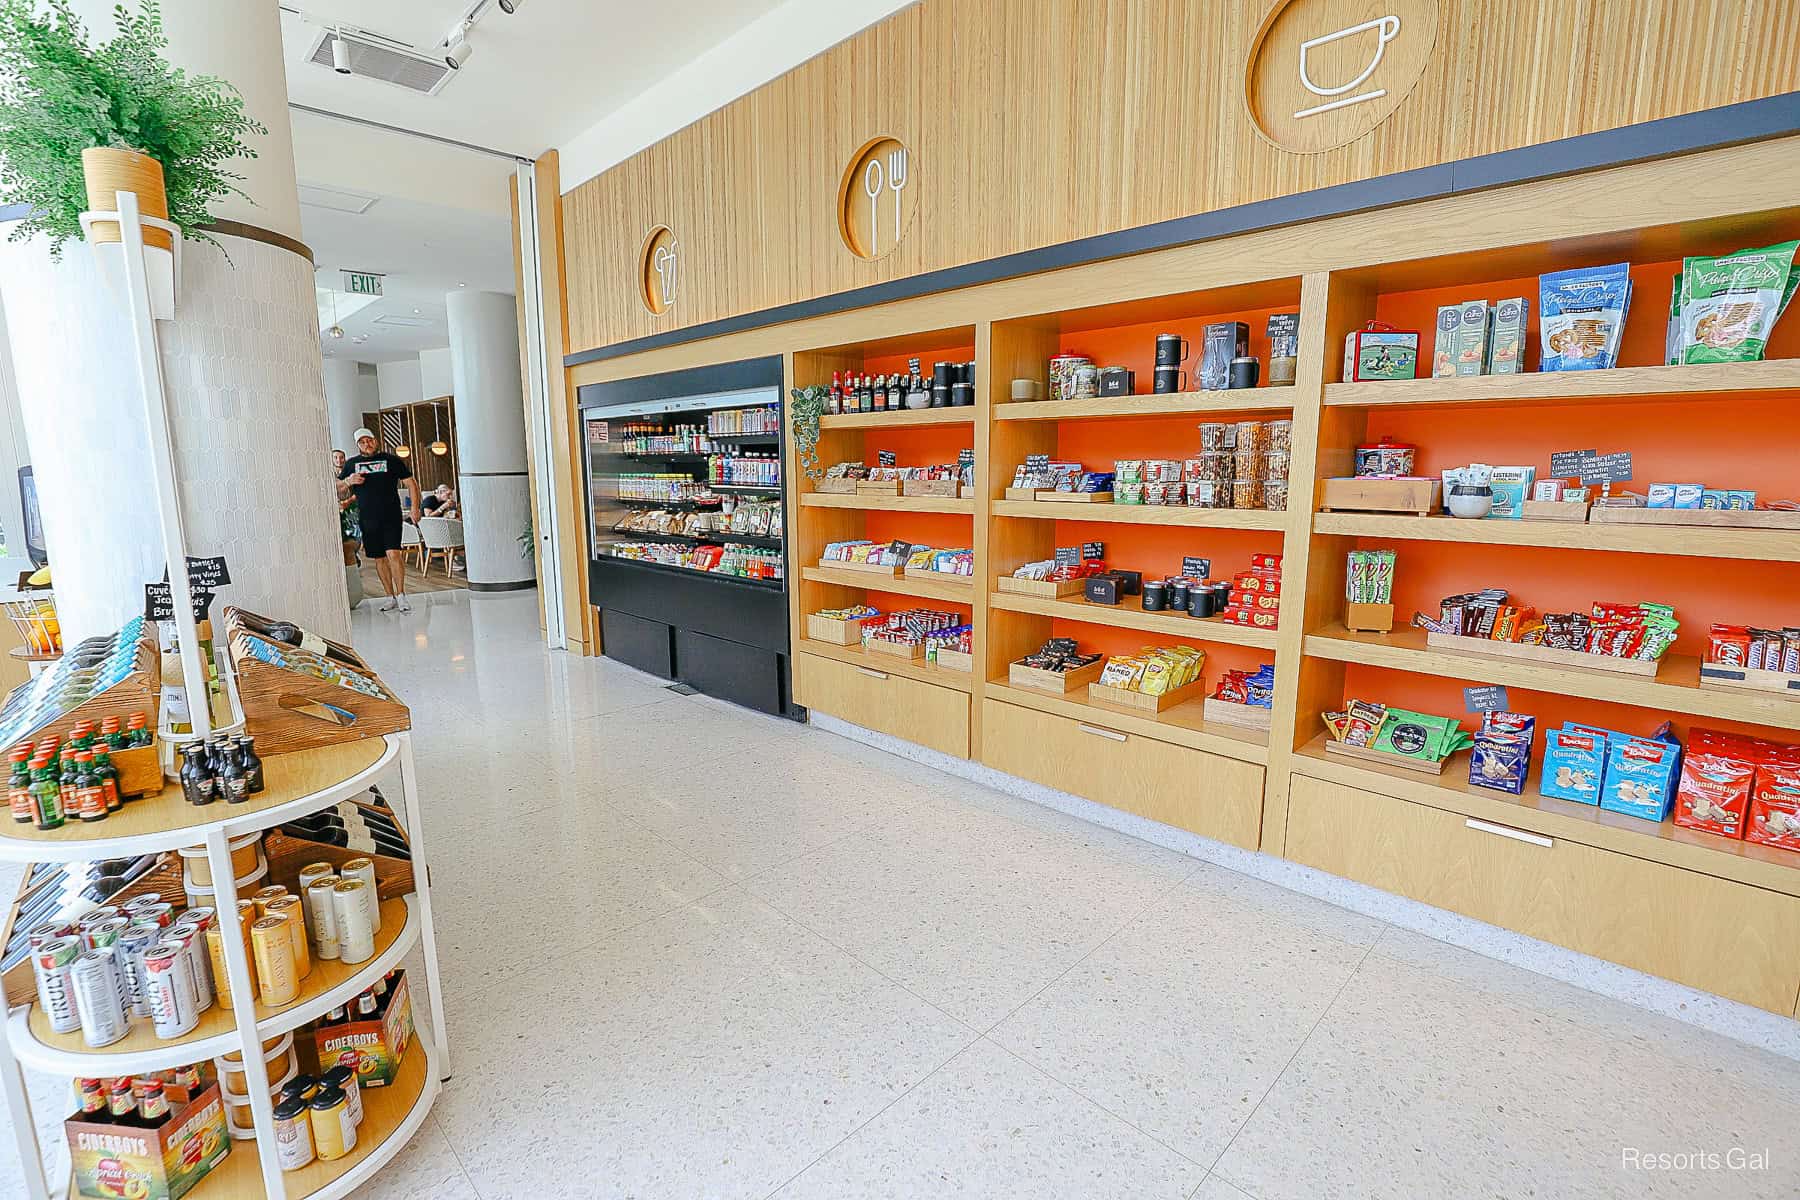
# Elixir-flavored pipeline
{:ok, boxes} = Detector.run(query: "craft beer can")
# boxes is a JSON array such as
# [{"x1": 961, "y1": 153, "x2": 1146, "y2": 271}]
[
  {"x1": 253, "y1": 916, "x2": 299, "y2": 1007},
  {"x1": 114, "y1": 925, "x2": 159, "y2": 1019},
  {"x1": 71, "y1": 947, "x2": 129, "y2": 1047},
  {"x1": 170, "y1": 914, "x2": 216, "y2": 1013},
  {"x1": 297, "y1": 862, "x2": 336, "y2": 894},
  {"x1": 331, "y1": 879, "x2": 376, "y2": 964},
  {"x1": 144, "y1": 939, "x2": 199, "y2": 1039},
  {"x1": 305, "y1": 876, "x2": 341, "y2": 961},
  {"x1": 30, "y1": 934, "x2": 82, "y2": 1034},
  {"x1": 341, "y1": 858, "x2": 380, "y2": 934},
  {"x1": 267, "y1": 895, "x2": 312, "y2": 980}
]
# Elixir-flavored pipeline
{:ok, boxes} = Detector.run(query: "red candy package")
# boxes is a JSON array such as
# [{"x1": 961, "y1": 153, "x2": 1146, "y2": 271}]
[
  {"x1": 1707, "y1": 624, "x2": 1752, "y2": 667},
  {"x1": 1745, "y1": 765, "x2": 1800, "y2": 852},
  {"x1": 1672, "y1": 753, "x2": 1755, "y2": 840}
]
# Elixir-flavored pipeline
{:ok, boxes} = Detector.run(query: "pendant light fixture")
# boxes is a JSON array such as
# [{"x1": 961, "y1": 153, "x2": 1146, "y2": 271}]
[{"x1": 429, "y1": 402, "x2": 449, "y2": 456}]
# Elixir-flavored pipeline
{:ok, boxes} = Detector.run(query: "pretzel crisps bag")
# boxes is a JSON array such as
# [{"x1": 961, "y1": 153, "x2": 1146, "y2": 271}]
[
  {"x1": 1540, "y1": 263, "x2": 1631, "y2": 371},
  {"x1": 1677, "y1": 241, "x2": 1799, "y2": 364}
]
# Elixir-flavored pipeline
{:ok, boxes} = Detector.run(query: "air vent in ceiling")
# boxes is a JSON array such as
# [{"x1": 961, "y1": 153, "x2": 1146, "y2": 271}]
[
  {"x1": 309, "y1": 30, "x2": 452, "y2": 96},
  {"x1": 298, "y1": 183, "x2": 379, "y2": 215}
]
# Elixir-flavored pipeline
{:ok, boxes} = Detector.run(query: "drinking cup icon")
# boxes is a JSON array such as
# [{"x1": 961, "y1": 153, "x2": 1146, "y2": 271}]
[{"x1": 1293, "y1": 15, "x2": 1402, "y2": 119}]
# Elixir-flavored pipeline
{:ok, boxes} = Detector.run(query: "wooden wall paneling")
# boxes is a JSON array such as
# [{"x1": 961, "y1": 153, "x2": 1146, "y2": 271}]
[{"x1": 1262, "y1": 270, "x2": 1374, "y2": 852}]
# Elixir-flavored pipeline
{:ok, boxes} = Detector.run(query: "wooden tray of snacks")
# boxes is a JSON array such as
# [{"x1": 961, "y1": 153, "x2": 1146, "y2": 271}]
[
  {"x1": 1424, "y1": 630, "x2": 1658, "y2": 677},
  {"x1": 1203, "y1": 698, "x2": 1275, "y2": 730},
  {"x1": 1589, "y1": 506, "x2": 1800, "y2": 530},
  {"x1": 819, "y1": 558, "x2": 902, "y2": 577},
  {"x1": 814, "y1": 478, "x2": 859, "y2": 494},
  {"x1": 805, "y1": 613, "x2": 873, "y2": 645},
  {"x1": 1088, "y1": 677, "x2": 1207, "y2": 714},
  {"x1": 902, "y1": 478, "x2": 960, "y2": 497},
  {"x1": 1035, "y1": 490, "x2": 1114, "y2": 503},
  {"x1": 866, "y1": 638, "x2": 924, "y2": 661},
  {"x1": 1521, "y1": 500, "x2": 1589, "y2": 523},
  {"x1": 995, "y1": 575, "x2": 1086, "y2": 598},
  {"x1": 1697, "y1": 663, "x2": 1800, "y2": 698},
  {"x1": 1009, "y1": 658, "x2": 1105, "y2": 694},
  {"x1": 932, "y1": 648, "x2": 974, "y2": 673},
  {"x1": 855, "y1": 480, "x2": 902, "y2": 496},
  {"x1": 1323, "y1": 739, "x2": 1450, "y2": 775},
  {"x1": 1320, "y1": 477, "x2": 1441, "y2": 516}
]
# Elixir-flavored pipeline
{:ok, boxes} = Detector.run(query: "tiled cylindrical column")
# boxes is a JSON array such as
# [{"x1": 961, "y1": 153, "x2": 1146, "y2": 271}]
[{"x1": 447, "y1": 290, "x2": 535, "y2": 589}]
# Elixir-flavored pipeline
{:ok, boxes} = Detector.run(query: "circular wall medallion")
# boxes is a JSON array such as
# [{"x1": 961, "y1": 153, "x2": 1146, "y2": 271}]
[
  {"x1": 837, "y1": 136, "x2": 917, "y2": 260},
  {"x1": 638, "y1": 225, "x2": 679, "y2": 315},
  {"x1": 1245, "y1": 0, "x2": 1439, "y2": 155}
]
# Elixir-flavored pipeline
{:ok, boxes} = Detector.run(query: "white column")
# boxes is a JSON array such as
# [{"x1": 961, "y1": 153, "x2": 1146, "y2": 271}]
[
  {"x1": 447, "y1": 291, "x2": 534, "y2": 589},
  {"x1": 0, "y1": 0, "x2": 348, "y2": 643},
  {"x1": 0, "y1": 306, "x2": 30, "y2": 562},
  {"x1": 323, "y1": 357, "x2": 367, "y2": 455}
]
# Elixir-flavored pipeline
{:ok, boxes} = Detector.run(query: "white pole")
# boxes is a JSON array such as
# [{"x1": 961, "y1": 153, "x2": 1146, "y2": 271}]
[
  {"x1": 113, "y1": 190, "x2": 212, "y2": 738},
  {"x1": 0, "y1": 983, "x2": 51, "y2": 1200},
  {"x1": 396, "y1": 731, "x2": 451, "y2": 1078},
  {"x1": 515, "y1": 162, "x2": 566, "y2": 648}
]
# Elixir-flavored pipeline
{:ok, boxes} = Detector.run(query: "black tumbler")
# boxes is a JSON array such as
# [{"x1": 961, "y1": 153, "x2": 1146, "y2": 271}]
[{"x1": 1155, "y1": 333, "x2": 1190, "y2": 367}]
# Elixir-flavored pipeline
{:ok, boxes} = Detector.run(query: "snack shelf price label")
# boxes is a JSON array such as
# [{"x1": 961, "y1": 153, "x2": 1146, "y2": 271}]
[
  {"x1": 1182, "y1": 556, "x2": 1212, "y2": 580},
  {"x1": 1054, "y1": 546, "x2": 1080, "y2": 568},
  {"x1": 144, "y1": 582, "x2": 214, "y2": 622},
  {"x1": 1464, "y1": 684, "x2": 1510, "y2": 714},
  {"x1": 1081, "y1": 541, "x2": 1106, "y2": 561},
  {"x1": 1550, "y1": 448, "x2": 1633, "y2": 484}
]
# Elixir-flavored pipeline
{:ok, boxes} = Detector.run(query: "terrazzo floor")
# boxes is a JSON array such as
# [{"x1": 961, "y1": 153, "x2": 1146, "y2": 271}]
[{"x1": 4, "y1": 587, "x2": 1797, "y2": 1199}]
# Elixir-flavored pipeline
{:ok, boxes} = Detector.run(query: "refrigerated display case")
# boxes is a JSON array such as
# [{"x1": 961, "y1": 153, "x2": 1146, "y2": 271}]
[{"x1": 578, "y1": 357, "x2": 795, "y2": 717}]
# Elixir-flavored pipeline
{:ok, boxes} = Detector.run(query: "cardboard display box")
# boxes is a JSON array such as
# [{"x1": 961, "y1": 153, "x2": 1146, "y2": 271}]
[
  {"x1": 314, "y1": 971, "x2": 415, "y2": 1089},
  {"x1": 67, "y1": 1081, "x2": 230, "y2": 1200}
]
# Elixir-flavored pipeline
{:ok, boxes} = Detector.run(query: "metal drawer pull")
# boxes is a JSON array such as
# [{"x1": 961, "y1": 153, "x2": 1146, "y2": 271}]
[
  {"x1": 1078, "y1": 724, "x2": 1127, "y2": 743},
  {"x1": 856, "y1": 667, "x2": 890, "y2": 681},
  {"x1": 1465, "y1": 818, "x2": 1552, "y2": 849}
]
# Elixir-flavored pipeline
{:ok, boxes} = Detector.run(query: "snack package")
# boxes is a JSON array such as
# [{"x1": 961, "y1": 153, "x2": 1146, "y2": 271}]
[
  {"x1": 1599, "y1": 737, "x2": 1681, "y2": 822},
  {"x1": 1540, "y1": 263, "x2": 1631, "y2": 371},
  {"x1": 1672, "y1": 752, "x2": 1755, "y2": 840},
  {"x1": 1541, "y1": 728, "x2": 1606, "y2": 805},
  {"x1": 1469, "y1": 711, "x2": 1536, "y2": 795},
  {"x1": 1745, "y1": 765, "x2": 1800, "y2": 852},
  {"x1": 1677, "y1": 241, "x2": 1799, "y2": 364},
  {"x1": 1370, "y1": 708, "x2": 1471, "y2": 762}
]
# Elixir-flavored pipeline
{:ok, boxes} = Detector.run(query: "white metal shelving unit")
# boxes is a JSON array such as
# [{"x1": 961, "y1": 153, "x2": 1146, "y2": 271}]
[{"x1": 0, "y1": 192, "x2": 451, "y2": 1200}]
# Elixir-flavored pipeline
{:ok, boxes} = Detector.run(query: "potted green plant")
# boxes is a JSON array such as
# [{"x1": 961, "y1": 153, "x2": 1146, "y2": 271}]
[{"x1": 0, "y1": 0, "x2": 265, "y2": 258}]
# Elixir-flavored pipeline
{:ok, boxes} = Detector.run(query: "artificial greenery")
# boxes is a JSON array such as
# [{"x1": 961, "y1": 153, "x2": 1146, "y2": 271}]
[
  {"x1": 0, "y1": 0, "x2": 266, "y2": 256},
  {"x1": 789, "y1": 386, "x2": 828, "y2": 482}
]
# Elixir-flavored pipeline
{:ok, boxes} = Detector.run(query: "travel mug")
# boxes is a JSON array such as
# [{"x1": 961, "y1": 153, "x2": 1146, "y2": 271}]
[
  {"x1": 1153, "y1": 365, "x2": 1186, "y2": 394},
  {"x1": 1155, "y1": 334, "x2": 1190, "y2": 367}
]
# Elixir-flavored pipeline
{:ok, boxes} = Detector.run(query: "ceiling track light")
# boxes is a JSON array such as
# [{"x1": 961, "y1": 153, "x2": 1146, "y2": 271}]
[
  {"x1": 443, "y1": 21, "x2": 473, "y2": 69},
  {"x1": 331, "y1": 27, "x2": 352, "y2": 73},
  {"x1": 498, "y1": 0, "x2": 526, "y2": 11}
]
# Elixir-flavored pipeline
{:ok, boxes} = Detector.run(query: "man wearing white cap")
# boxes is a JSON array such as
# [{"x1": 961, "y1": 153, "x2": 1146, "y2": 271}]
[{"x1": 338, "y1": 428, "x2": 421, "y2": 611}]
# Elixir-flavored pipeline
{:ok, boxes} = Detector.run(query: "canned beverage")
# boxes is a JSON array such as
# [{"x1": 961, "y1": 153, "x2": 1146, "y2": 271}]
[
  {"x1": 121, "y1": 893, "x2": 164, "y2": 916},
  {"x1": 266, "y1": 895, "x2": 312, "y2": 981},
  {"x1": 169, "y1": 917, "x2": 216, "y2": 1013},
  {"x1": 82, "y1": 915, "x2": 130, "y2": 950},
  {"x1": 71, "y1": 947, "x2": 129, "y2": 1047},
  {"x1": 128, "y1": 902, "x2": 175, "y2": 930},
  {"x1": 340, "y1": 859, "x2": 379, "y2": 934},
  {"x1": 252, "y1": 915, "x2": 299, "y2": 1007},
  {"x1": 252, "y1": 885, "x2": 291, "y2": 916},
  {"x1": 331, "y1": 879, "x2": 376, "y2": 964},
  {"x1": 77, "y1": 906, "x2": 122, "y2": 932},
  {"x1": 297, "y1": 862, "x2": 336, "y2": 895},
  {"x1": 30, "y1": 934, "x2": 82, "y2": 1034},
  {"x1": 305, "y1": 876, "x2": 341, "y2": 961},
  {"x1": 144, "y1": 939, "x2": 199, "y2": 1039},
  {"x1": 115, "y1": 926, "x2": 159, "y2": 1019}
]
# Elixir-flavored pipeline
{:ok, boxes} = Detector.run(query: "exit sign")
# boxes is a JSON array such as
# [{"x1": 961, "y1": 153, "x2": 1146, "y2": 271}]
[{"x1": 343, "y1": 270, "x2": 384, "y2": 296}]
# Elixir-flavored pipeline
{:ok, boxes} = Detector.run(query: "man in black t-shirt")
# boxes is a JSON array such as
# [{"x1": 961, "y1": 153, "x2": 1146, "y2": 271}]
[{"x1": 338, "y1": 428, "x2": 422, "y2": 612}]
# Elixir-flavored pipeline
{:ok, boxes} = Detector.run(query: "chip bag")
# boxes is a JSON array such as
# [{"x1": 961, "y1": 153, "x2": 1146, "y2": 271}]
[
  {"x1": 1677, "y1": 241, "x2": 1799, "y2": 363},
  {"x1": 1540, "y1": 263, "x2": 1631, "y2": 371}
]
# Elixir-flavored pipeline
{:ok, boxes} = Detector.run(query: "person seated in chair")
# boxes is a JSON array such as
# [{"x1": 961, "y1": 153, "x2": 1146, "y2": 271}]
[{"x1": 420, "y1": 484, "x2": 460, "y2": 519}]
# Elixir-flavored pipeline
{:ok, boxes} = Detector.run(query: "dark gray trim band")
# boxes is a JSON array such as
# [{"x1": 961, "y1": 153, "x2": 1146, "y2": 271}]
[
  {"x1": 458, "y1": 470, "x2": 531, "y2": 478},
  {"x1": 468, "y1": 579, "x2": 537, "y2": 592},
  {"x1": 575, "y1": 356, "x2": 784, "y2": 410},
  {"x1": 564, "y1": 91, "x2": 1800, "y2": 368}
]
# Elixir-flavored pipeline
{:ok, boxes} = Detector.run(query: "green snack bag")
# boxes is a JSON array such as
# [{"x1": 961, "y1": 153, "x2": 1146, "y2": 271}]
[
  {"x1": 1678, "y1": 241, "x2": 1799, "y2": 363},
  {"x1": 1371, "y1": 708, "x2": 1468, "y2": 761}
]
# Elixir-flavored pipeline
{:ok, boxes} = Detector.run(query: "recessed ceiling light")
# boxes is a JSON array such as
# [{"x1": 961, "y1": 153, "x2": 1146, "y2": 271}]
[
  {"x1": 457, "y1": 282, "x2": 466, "y2": 287},
  {"x1": 412, "y1": 308, "x2": 420, "y2": 314}
]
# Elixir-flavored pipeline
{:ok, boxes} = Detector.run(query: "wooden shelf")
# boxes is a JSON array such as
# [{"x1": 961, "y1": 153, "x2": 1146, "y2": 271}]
[
  {"x1": 1292, "y1": 734, "x2": 1800, "y2": 899},
  {"x1": 1304, "y1": 623, "x2": 1800, "y2": 732},
  {"x1": 985, "y1": 681, "x2": 1268, "y2": 764},
  {"x1": 994, "y1": 389, "x2": 1296, "y2": 421},
  {"x1": 12, "y1": 898, "x2": 413, "y2": 1074},
  {"x1": 989, "y1": 591, "x2": 1280, "y2": 649},
  {"x1": 800, "y1": 492, "x2": 975, "y2": 514},
  {"x1": 1312, "y1": 512, "x2": 1800, "y2": 564},
  {"x1": 796, "y1": 638, "x2": 973, "y2": 693},
  {"x1": 819, "y1": 407, "x2": 975, "y2": 429},
  {"x1": 1323, "y1": 359, "x2": 1800, "y2": 409},
  {"x1": 801, "y1": 565, "x2": 976, "y2": 604},
  {"x1": 992, "y1": 499, "x2": 1288, "y2": 530},
  {"x1": 0, "y1": 738, "x2": 395, "y2": 862}
]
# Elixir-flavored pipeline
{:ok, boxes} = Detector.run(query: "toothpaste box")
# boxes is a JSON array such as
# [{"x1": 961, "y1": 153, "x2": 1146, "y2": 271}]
[{"x1": 1488, "y1": 297, "x2": 1529, "y2": 375}]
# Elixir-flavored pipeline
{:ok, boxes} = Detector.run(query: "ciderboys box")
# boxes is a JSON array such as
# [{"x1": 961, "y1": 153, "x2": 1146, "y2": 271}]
[
  {"x1": 68, "y1": 1081, "x2": 230, "y2": 1200},
  {"x1": 314, "y1": 970, "x2": 415, "y2": 1088}
]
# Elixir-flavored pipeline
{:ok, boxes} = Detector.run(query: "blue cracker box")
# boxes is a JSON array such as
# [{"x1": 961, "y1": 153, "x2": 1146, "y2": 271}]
[
  {"x1": 1599, "y1": 738, "x2": 1682, "y2": 821},
  {"x1": 1541, "y1": 728, "x2": 1607, "y2": 805}
]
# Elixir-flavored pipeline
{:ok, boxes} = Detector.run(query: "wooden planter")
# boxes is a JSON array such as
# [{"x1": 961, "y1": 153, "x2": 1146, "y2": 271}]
[{"x1": 82, "y1": 147, "x2": 174, "y2": 251}]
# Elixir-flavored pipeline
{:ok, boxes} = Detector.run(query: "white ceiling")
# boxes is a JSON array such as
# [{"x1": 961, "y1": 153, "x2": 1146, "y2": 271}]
[{"x1": 278, "y1": 0, "x2": 789, "y2": 155}]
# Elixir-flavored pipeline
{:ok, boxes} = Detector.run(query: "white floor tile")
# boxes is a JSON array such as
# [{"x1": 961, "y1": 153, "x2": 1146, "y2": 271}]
[{"x1": 773, "y1": 1039, "x2": 1205, "y2": 1199}]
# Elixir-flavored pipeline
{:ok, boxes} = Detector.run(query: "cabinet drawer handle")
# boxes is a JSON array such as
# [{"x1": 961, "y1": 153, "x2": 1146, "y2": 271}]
[
  {"x1": 856, "y1": 667, "x2": 889, "y2": 681},
  {"x1": 1078, "y1": 724, "x2": 1127, "y2": 743},
  {"x1": 1465, "y1": 818, "x2": 1553, "y2": 849}
]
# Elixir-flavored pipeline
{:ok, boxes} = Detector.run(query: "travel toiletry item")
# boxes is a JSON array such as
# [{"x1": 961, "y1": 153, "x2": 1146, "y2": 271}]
[{"x1": 1485, "y1": 466, "x2": 1536, "y2": 520}]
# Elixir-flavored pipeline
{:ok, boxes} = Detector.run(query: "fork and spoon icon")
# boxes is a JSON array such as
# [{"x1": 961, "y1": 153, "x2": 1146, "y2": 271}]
[{"x1": 861, "y1": 145, "x2": 909, "y2": 255}]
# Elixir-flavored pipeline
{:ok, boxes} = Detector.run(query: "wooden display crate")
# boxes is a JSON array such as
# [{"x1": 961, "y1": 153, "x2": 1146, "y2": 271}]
[
  {"x1": 226, "y1": 608, "x2": 372, "y2": 671},
  {"x1": 818, "y1": 557, "x2": 902, "y2": 577},
  {"x1": 1008, "y1": 657, "x2": 1106, "y2": 694},
  {"x1": 1424, "y1": 630, "x2": 1658, "y2": 677},
  {"x1": 814, "y1": 478, "x2": 860, "y2": 494},
  {"x1": 901, "y1": 478, "x2": 960, "y2": 497},
  {"x1": 806, "y1": 613, "x2": 874, "y2": 645},
  {"x1": 1697, "y1": 663, "x2": 1800, "y2": 697},
  {"x1": 1323, "y1": 739, "x2": 1451, "y2": 775},
  {"x1": 866, "y1": 637, "x2": 924, "y2": 660},
  {"x1": 1088, "y1": 676, "x2": 1206, "y2": 713},
  {"x1": 1344, "y1": 602, "x2": 1395, "y2": 633},
  {"x1": 1203, "y1": 698, "x2": 1275, "y2": 730},
  {"x1": 1589, "y1": 506, "x2": 1800, "y2": 530},
  {"x1": 1036, "y1": 490, "x2": 1115, "y2": 503},
  {"x1": 1320, "y1": 477, "x2": 1442, "y2": 515},
  {"x1": 0, "y1": 619, "x2": 159, "y2": 753},
  {"x1": 855, "y1": 479, "x2": 902, "y2": 495},
  {"x1": 224, "y1": 607, "x2": 410, "y2": 756},
  {"x1": 1521, "y1": 500, "x2": 1590, "y2": 523},
  {"x1": 1003, "y1": 486, "x2": 1041, "y2": 500},
  {"x1": 264, "y1": 802, "x2": 415, "y2": 901},
  {"x1": 931, "y1": 647, "x2": 974, "y2": 673},
  {"x1": 995, "y1": 575, "x2": 1086, "y2": 598}
]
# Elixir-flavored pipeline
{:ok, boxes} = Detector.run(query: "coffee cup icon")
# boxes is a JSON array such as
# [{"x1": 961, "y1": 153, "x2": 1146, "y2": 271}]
[{"x1": 1293, "y1": 15, "x2": 1403, "y2": 119}]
